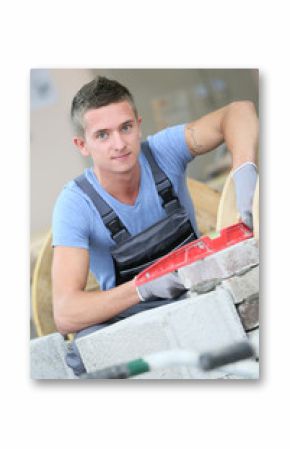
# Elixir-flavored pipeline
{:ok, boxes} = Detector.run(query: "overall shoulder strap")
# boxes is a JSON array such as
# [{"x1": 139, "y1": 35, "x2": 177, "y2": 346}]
[
  {"x1": 74, "y1": 174, "x2": 130, "y2": 244},
  {"x1": 141, "y1": 140, "x2": 181, "y2": 214}
]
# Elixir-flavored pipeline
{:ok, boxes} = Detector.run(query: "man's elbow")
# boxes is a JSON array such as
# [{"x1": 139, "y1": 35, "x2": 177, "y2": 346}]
[
  {"x1": 228, "y1": 100, "x2": 256, "y2": 114},
  {"x1": 54, "y1": 316, "x2": 72, "y2": 336},
  {"x1": 53, "y1": 295, "x2": 76, "y2": 335},
  {"x1": 54, "y1": 314, "x2": 73, "y2": 336}
]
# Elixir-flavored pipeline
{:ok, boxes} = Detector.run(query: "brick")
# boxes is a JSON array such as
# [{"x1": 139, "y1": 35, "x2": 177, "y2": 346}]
[
  {"x1": 247, "y1": 328, "x2": 259, "y2": 360},
  {"x1": 237, "y1": 295, "x2": 259, "y2": 331},
  {"x1": 76, "y1": 305, "x2": 191, "y2": 379},
  {"x1": 76, "y1": 286, "x2": 247, "y2": 379},
  {"x1": 178, "y1": 239, "x2": 259, "y2": 290},
  {"x1": 167, "y1": 287, "x2": 249, "y2": 379},
  {"x1": 30, "y1": 333, "x2": 76, "y2": 380},
  {"x1": 222, "y1": 266, "x2": 259, "y2": 304},
  {"x1": 136, "y1": 366, "x2": 190, "y2": 379},
  {"x1": 189, "y1": 278, "x2": 221, "y2": 294},
  {"x1": 219, "y1": 359, "x2": 259, "y2": 379}
]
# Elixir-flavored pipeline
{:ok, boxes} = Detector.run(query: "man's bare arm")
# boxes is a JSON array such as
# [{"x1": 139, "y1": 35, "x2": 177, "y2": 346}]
[
  {"x1": 185, "y1": 101, "x2": 258, "y2": 169},
  {"x1": 52, "y1": 246, "x2": 139, "y2": 335}
]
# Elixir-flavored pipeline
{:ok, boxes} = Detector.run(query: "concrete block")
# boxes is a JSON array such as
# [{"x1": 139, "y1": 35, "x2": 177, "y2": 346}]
[
  {"x1": 178, "y1": 239, "x2": 259, "y2": 290},
  {"x1": 76, "y1": 305, "x2": 191, "y2": 379},
  {"x1": 247, "y1": 328, "x2": 259, "y2": 359},
  {"x1": 222, "y1": 266, "x2": 259, "y2": 304},
  {"x1": 237, "y1": 295, "x2": 259, "y2": 331},
  {"x1": 76, "y1": 286, "x2": 247, "y2": 379},
  {"x1": 30, "y1": 333, "x2": 76, "y2": 380},
  {"x1": 219, "y1": 359, "x2": 259, "y2": 379},
  {"x1": 136, "y1": 366, "x2": 190, "y2": 379},
  {"x1": 168, "y1": 287, "x2": 248, "y2": 379}
]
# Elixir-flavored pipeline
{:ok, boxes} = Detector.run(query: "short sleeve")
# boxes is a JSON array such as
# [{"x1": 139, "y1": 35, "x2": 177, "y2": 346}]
[
  {"x1": 52, "y1": 185, "x2": 91, "y2": 249},
  {"x1": 147, "y1": 124, "x2": 194, "y2": 176}
]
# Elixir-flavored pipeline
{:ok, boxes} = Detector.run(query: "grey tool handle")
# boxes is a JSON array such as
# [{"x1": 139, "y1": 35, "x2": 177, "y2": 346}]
[
  {"x1": 80, "y1": 364, "x2": 130, "y2": 379},
  {"x1": 199, "y1": 342, "x2": 254, "y2": 371}
]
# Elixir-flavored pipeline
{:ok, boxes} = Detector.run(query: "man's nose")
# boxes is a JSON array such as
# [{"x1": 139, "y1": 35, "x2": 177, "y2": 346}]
[{"x1": 112, "y1": 132, "x2": 126, "y2": 151}]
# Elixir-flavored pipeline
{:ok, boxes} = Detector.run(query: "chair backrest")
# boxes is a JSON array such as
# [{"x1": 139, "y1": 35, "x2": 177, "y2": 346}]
[
  {"x1": 32, "y1": 231, "x2": 54, "y2": 336},
  {"x1": 31, "y1": 231, "x2": 99, "y2": 336},
  {"x1": 186, "y1": 177, "x2": 220, "y2": 236}
]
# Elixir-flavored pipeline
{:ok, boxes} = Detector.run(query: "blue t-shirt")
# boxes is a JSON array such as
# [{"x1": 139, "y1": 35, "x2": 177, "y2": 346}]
[{"x1": 52, "y1": 124, "x2": 199, "y2": 290}]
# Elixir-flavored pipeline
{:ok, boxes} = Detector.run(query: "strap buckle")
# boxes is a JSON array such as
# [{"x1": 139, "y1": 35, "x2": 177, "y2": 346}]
[
  {"x1": 107, "y1": 217, "x2": 123, "y2": 235},
  {"x1": 160, "y1": 186, "x2": 176, "y2": 204}
]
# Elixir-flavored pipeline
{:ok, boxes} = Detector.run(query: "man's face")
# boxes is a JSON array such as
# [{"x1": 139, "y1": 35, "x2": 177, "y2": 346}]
[{"x1": 75, "y1": 101, "x2": 142, "y2": 177}]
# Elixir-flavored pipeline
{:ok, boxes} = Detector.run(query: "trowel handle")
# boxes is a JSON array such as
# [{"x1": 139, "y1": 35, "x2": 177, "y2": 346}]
[{"x1": 199, "y1": 341, "x2": 254, "y2": 371}]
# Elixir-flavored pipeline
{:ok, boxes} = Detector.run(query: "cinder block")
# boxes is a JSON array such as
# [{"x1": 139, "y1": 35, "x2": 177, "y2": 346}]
[
  {"x1": 222, "y1": 266, "x2": 259, "y2": 304},
  {"x1": 178, "y1": 239, "x2": 259, "y2": 290},
  {"x1": 76, "y1": 286, "x2": 247, "y2": 379},
  {"x1": 168, "y1": 287, "x2": 248, "y2": 379},
  {"x1": 237, "y1": 296, "x2": 259, "y2": 331},
  {"x1": 136, "y1": 365, "x2": 190, "y2": 379},
  {"x1": 247, "y1": 328, "x2": 259, "y2": 359},
  {"x1": 219, "y1": 359, "x2": 259, "y2": 379},
  {"x1": 76, "y1": 305, "x2": 191, "y2": 379},
  {"x1": 30, "y1": 333, "x2": 76, "y2": 380}
]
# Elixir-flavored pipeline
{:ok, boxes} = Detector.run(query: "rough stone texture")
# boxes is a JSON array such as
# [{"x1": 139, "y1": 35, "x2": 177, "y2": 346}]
[
  {"x1": 222, "y1": 266, "x2": 259, "y2": 304},
  {"x1": 177, "y1": 238, "x2": 260, "y2": 346},
  {"x1": 76, "y1": 286, "x2": 248, "y2": 379},
  {"x1": 30, "y1": 333, "x2": 76, "y2": 380},
  {"x1": 30, "y1": 237, "x2": 260, "y2": 380},
  {"x1": 247, "y1": 328, "x2": 259, "y2": 360},
  {"x1": 237, "y1": 295, "x2": 259, "y2": 331},
  {"x1": 218, "y1": 359, "x2": 259, "y2": 379},
  {"x1": 189, "y1": 278, "x2": 221, "y2": 294},
  {"x1": 178, "y1": 239, "x2": 259, "y2": 290},
  {"x1": 135, "y1": 365, "x2": 190, "y2": 380}
]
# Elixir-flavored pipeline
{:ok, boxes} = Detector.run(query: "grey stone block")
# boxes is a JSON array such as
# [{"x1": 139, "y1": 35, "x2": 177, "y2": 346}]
[
  {"x1": 178, "y1": 239, "x2": 259, "y2": 290},
  {"x1": 76, "y1": 305, "x2": 190, "y2": 378},
  {"x1": 247, "y1": 328, "x2": 259, "y2": 360},
  {"x1": 135, "y1": 366, "x2": 191, "y2": 379},
  {"x1": 222, "y1": 266, "x2": 259, "y2": 304},
  {"x1": 30, "y1": 333, "x2": 76, "y2": 380},
  {"x1": 76, "y1": 286, "x2": 247, "y2": 379},
  {"x1": 219, "y1": 360, "x2": 259, "y2": 379},
  {"x1": 237, "y1": 295, "x2": 259, "y2": 331},
  {"x1": 169, "y1": 287, "x2": 248, "y2": 379}
]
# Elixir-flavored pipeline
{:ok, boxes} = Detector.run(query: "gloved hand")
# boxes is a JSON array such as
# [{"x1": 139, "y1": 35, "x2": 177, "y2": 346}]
[
  {"x1": 232, "y1": 162, "x2": 258, "y2": 229},
  {"x1": 136, "y1": 270, "x2": 188, "y2": 302}
]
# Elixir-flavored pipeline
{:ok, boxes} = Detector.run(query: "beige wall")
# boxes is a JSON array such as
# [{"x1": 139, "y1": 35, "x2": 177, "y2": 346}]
[
  {"x1": 30, "y1": 69, "x2": 93, "y2": 235},
  {"x1": 93, "y1": 68, "x2": 258, "y2": 185},
  {"x1": 30, "y1": 68, "x2": 258, "y2": 237}
]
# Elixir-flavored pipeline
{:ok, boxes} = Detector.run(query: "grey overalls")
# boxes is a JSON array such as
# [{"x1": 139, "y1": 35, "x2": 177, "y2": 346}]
[{"x1": 66, "y1": 141, "x2": 198, "y2": 375}]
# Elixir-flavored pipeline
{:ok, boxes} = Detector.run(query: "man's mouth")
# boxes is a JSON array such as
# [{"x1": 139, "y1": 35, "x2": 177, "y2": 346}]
[{"x1": 112, "y1": 152, "x2": 131, "y2": 160}]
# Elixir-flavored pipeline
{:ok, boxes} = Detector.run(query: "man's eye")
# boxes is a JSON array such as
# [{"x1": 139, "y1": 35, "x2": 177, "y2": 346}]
[
  {"x1": 122, "y1": 123, "x2": 133, "y2": 132},
  {"x1": 97, "y1": 131, "x2": 108, "y2": 140}
]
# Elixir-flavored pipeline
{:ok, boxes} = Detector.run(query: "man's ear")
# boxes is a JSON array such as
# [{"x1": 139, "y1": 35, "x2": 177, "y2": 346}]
[{"x1": 73, "y1": 136, "x2": 90, "y2": 157}]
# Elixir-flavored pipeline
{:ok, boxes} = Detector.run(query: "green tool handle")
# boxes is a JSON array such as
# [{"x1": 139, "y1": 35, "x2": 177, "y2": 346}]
[{"x1": 80, "y1": 358, "x2": 149, "y2": 379}]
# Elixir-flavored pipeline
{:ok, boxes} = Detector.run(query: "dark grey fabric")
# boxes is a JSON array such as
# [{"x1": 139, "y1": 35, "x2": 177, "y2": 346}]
[{"x1": 73, "y1": 141, "x2": 181, "y2": 244}]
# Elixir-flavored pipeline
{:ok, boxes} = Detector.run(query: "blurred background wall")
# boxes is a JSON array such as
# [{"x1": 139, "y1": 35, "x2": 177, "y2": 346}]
[{"x1": 30, "y1": 68, "x2": 258, "y2": 237}]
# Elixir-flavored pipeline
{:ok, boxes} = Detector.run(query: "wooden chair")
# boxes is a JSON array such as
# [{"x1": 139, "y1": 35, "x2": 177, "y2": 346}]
[
  {"x1": 216, "y1": 173, "x2": 259, "y2": 239},
  {"x1": 31, "y1": 232, "x2": 99, "y2": 337}
]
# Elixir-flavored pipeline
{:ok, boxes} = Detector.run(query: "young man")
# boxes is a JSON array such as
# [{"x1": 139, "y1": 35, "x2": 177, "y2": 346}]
[{"x1": 52, "y1": 76, "x2": 258, "y2": 375}]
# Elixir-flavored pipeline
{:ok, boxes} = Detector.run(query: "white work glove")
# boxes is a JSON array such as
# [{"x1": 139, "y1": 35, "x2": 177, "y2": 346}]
[
  {"x1": 232, "y1": 162, "x2": 257, "y2": 229},
  {"x1": 136, "y1": 271, "x2": 188, "y2": 302}
]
